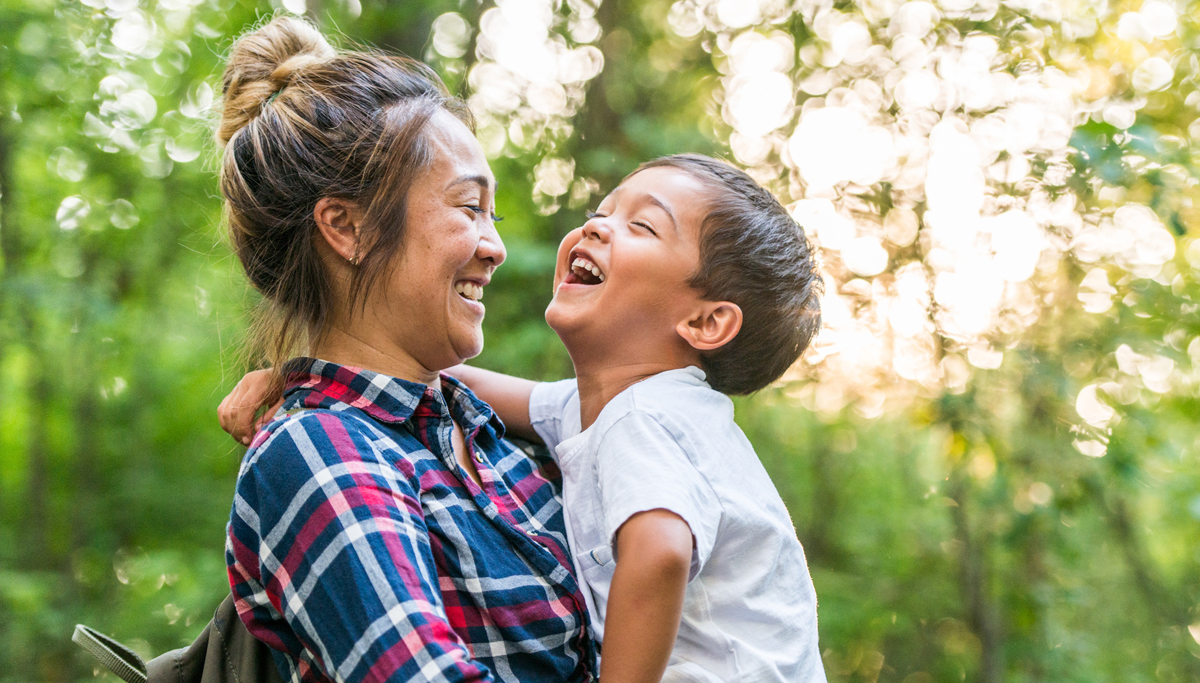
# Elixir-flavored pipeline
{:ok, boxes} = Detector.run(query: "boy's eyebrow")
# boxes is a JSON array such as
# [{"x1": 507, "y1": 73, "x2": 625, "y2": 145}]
[{"x1": 645, "y1": 194, "x2": 678, "y2": 232}]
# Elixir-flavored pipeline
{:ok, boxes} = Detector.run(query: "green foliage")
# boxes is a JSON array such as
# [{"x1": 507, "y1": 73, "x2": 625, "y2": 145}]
[{"x1": 0, "y1": 0, "x2": 1198, "y2": 682}]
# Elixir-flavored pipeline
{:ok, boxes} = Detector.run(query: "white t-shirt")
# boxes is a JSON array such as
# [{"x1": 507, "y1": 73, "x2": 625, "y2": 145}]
[{"x1": 528, "y1": 367, "x2": 826, "y2": 683}]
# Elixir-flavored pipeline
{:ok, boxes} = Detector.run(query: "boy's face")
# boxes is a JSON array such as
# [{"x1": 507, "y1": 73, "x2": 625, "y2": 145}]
[{"x1": 545, "y1": 167, "x2": 711, "y2": 362}]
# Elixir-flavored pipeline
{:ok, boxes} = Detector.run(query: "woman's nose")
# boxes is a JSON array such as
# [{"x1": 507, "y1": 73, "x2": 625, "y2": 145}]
[{"x1": 478, "y1": 222, "x2": 506, "y2": 267}]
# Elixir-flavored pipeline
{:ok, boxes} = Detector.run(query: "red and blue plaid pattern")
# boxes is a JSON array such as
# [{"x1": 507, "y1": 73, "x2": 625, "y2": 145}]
[{"x1": 227, "y1": 359, "x2": 596, "y2": 683}]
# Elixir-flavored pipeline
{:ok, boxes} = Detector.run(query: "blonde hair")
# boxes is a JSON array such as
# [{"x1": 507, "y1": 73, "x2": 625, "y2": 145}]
[{"x1": 215, "y1": 16, "x2": 473, "y2": 377}]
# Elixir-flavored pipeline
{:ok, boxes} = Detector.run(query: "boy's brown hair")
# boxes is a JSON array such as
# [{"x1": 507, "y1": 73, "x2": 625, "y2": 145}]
[{"x1": 634, "y1": 154, "x2": 822, "y2": 395}]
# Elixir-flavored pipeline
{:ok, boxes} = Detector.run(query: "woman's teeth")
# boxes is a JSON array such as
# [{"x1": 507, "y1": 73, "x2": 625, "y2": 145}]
[
  {"x1": 571, "y1": 257, "x2": 605, "y2": 283},
  {"x1": 455, "y1": 282, "x2": 483, "y2": 301}
]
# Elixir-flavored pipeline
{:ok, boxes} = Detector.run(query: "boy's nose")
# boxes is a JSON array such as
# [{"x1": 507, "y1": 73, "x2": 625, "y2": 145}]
[{"x1": 582, "y1": 217, "x2": 611, "y2": 242}]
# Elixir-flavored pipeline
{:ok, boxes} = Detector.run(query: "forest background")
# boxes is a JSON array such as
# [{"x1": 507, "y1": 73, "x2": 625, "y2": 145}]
[{"x1": 1, "y1": 0, "x2": 1199, "y2": 681}]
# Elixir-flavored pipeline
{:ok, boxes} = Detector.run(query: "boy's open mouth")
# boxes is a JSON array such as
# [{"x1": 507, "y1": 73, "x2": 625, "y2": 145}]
[{"x1": 565, "y1": 254, "x2": 605, "y2": 285}]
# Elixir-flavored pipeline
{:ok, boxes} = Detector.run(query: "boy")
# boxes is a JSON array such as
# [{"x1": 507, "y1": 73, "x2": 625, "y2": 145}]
[{"x1": 221, "y1": 154, "x2": 826, "y2": 682}]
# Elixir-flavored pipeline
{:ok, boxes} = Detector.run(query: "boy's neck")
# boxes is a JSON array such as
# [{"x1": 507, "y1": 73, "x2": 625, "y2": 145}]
[{"x1": 573, "y1": 359, "x2": 695, "y2": 431}]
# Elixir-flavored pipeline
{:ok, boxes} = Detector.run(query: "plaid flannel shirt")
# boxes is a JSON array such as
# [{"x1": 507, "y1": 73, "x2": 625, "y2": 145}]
[{"x1": 226, "y1": 359, "x2": 596, "y2": 683}]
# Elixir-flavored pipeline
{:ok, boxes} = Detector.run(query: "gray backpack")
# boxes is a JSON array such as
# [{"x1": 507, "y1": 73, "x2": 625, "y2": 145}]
[{"x1": 74, "y1": 594, "x2": 285, "y2": 683}]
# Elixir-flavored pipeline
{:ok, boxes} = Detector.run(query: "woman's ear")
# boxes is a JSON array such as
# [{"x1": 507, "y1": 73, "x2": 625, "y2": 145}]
[
  {"x1": 676, "y1": 301, "x2": 742, "y2": 352},
  {"x1": 313, "y1": 197, "x2": 363, "y2": 264}
]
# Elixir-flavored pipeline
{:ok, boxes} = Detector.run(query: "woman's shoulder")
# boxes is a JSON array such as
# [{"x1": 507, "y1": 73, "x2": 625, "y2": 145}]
[
  {"x1": 255, "y1": 405, "x2": 380, "y2": 447},
  {"x1": 240, "y1": 407, "x2": 410, "y2": 485}
]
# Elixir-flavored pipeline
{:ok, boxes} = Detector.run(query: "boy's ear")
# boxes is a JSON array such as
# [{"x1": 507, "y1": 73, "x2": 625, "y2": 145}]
[
  {"x1": 313, "y1": 197, "x2": 363, "y2": 264},
  {"x1": 676, "y1": 301, "x2": 742, "y2": 352}
]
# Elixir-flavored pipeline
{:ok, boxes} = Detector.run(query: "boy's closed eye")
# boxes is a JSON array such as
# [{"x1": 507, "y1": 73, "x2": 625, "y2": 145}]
[
  {"x1": 632, "y1": 220, "x2": 657, "y2": 236},
  {"x1": 584, "y1": 210, "x2": 658, "y2": 236}
]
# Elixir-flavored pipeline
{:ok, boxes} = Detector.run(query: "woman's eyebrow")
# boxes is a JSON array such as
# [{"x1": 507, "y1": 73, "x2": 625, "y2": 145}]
[{"x1": 446, "y1": 174, "x2": 495, "y2": 193}]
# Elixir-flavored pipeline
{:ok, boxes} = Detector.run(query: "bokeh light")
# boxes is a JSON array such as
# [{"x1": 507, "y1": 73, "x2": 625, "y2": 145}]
[{"x1": 665, "y1": 0, "x2": 1196, "y2": 456}]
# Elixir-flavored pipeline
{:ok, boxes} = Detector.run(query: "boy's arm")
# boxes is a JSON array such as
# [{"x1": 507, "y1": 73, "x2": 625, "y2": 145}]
[
  {"x1": 218, "y1": 369, "x2": 283, "y2": 445},
  {"x1": 443, "y1": 364, "x2": 540, "y2": 442},
  {"x1": 219, "y1": 366, "x2": 543, "y2": 445},
  {"x1": 599, "y1": 509, "x2": 694, "y2": 683}
]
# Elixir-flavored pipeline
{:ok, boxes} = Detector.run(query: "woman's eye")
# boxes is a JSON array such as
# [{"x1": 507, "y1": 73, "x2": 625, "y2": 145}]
[
  {"x1": 585, "y1": 211, "x2": 604, "y2": 220},
  {"x1": 465, "y1": 205, "x2": 504, "y2": 223},
  {"x1": 633, "y1": 221, "x2": 657, "y2": 235}
]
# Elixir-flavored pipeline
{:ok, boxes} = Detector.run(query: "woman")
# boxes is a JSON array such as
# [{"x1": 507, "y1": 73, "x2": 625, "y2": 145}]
[{"x1": 215, "y1": 16, "x2": 595, "y2": 683}]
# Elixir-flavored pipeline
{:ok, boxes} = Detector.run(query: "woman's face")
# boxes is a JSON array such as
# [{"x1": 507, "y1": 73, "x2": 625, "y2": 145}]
[{"x1": 367, "y1": 110, "x2": 505, "y2": 374}]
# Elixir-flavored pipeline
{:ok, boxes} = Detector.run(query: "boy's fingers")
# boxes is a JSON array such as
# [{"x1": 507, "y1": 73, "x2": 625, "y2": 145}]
[
  {"x1": 226, "y1": 385, "x2": 247, "y2": 435},
  {"x1": 252, "y1": 398, "x2": 284, "y2": 437},
  {"x1": 218, "y1": 391, "x2": 237, "y2": 435},
  {"x1": 220, "y1": 382, "x2": 254, "y2": 444},
  {"x1": 219, "y1": 370, "x2": 279, "y2": 447},
  {"x1": 232, "y1": 398, "x2": 253, "y2": 444}
]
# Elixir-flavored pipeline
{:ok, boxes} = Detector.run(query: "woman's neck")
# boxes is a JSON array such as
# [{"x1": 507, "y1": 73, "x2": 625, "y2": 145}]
[{"x1": 313, "y1": 326, "x2": 442, "y2": 389}]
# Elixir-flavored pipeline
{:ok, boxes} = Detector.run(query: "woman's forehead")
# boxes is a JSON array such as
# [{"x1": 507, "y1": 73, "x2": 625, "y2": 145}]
[{"x1": 425, "y1": 111, "x2": 495, "y2": 189}]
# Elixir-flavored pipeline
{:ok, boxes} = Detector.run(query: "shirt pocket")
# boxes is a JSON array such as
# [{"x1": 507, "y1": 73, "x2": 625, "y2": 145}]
[
  {"x1": 574, "y1": 544, "x2": 616, "y2": 625},
  {"x1": 661, "y1": 661, "x2": 728, "y2": 683}
]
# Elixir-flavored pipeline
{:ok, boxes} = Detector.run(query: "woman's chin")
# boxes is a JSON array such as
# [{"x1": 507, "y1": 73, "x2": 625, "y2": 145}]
[{"x1": 448, "y1": 331, "x2": 484, "y2": 366}]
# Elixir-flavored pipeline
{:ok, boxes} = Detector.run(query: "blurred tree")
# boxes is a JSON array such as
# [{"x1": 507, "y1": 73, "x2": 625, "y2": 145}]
[{"x1": 0, "y1": 0, "x2": 1198, "y2": 682}]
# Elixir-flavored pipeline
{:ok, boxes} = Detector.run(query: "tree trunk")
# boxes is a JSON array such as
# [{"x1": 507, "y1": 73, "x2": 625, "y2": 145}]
[
  {"x1": 23, "y1": 366, "x2": 52, "y2": 568},
  {"x1": 0, "y1": 86, "x2": 51, "y2": 569},
  {"x1": 71, "y1": 375, "x2": 100, "y2": 554},
  {"x1": 947, "y1": 467, "x2": 1003, "y2": 683},
  {"x1": 1090, "y1": 479, "x2": 1200, "y2": 678},
  {"x1": 569, "y1": 0, "x2": 628, "y2": 190},
  {"x1": 0, "y1": 89, "x2": 17, "y2": 275}
]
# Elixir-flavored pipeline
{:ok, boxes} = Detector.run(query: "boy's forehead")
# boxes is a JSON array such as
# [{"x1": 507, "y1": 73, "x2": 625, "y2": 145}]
[
  {"x1": 608, "y1": 169, "x2": 710, "y2": 209},
  {"x1": 615, "y1": 166, "x2": 708, "y2": 196},
  {"x1": 605, "y1": 168, "x2": 711, "y2": 234}
]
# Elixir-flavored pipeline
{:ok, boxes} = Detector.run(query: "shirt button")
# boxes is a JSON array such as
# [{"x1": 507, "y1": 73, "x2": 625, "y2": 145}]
[{"x1": 474, "y1": 449, "x2": 485, "y2": 463}]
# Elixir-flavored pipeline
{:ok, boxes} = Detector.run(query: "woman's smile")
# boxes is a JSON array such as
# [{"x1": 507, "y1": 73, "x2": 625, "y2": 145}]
[{"x1": 452, "y1": 274, "x2": 488, "y2": 317}]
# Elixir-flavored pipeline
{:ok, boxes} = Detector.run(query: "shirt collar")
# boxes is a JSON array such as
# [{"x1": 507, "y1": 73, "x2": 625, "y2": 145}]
[{"x1": 281, "y1": 358, "x2": 505, "y2": 437}]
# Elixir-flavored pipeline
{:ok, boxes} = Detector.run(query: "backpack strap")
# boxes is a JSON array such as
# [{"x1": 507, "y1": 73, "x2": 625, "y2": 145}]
[
  {"x1": 72, "y1": 624, "x2": 149, "y2": 683},
  {"x1": 75, "y1": 595, "x2": 284, "y2": 683}
]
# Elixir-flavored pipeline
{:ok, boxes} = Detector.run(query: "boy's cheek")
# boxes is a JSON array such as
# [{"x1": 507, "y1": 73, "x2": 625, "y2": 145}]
[{"x1": 552, "y1": 230, "x2": 582, "y2": 289}]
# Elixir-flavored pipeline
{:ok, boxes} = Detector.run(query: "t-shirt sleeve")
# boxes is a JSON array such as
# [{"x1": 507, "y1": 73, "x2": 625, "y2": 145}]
[
  {"x1": 528, "y1": 378, "x2": 579, "y2": 455},
  {"x1": 596, "y1": 411, "x2": 722, "y2": 579}
]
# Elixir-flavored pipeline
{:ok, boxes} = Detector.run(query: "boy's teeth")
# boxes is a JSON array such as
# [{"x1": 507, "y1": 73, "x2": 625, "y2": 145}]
[{"x1": 571, "y1": 257, "x2": 605, "y2": 282}]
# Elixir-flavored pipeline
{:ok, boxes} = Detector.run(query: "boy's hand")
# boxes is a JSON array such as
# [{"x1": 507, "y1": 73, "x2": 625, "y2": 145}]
[
  {"x1": 600, "y1": 509, "x2": 693, "y2": 683},
  {"x1": 442, "y1": 364, "x2": 542, "y2": 443},
  {"x1": 218, "y1": 369, "x2": 283, "y2": 446}
]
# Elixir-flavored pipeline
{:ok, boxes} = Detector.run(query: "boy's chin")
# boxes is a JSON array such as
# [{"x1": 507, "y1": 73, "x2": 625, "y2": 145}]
[
  {"x1": 543, "y1": 303, "x2": 596, "y2": 348},
  {"x1": 543, "y1": 301, "x2": 573, "y2": 336}
]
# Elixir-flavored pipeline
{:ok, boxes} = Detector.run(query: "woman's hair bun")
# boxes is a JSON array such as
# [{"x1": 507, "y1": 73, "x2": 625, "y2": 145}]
[{"x1": 216, "y1": 16, "x2": 335, "y2": 147}]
